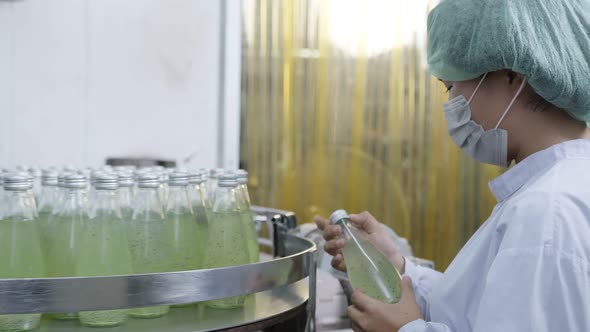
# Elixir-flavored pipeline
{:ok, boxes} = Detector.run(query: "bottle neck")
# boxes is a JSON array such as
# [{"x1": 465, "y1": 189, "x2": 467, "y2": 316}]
[
  {"x1": 188, "y1": 183, "x2": 209, "y2": 209},
  {"x1": 240, "y1": 184, "x2": 252, "y2": 205},
  {"x1": 166, "y1": 185, "x2": 192, "y2": 213},
  {"x1": 207, "y1": 180, "x2": 218, "y2": 202},
  {"x1": 235, "y1": 186, "x2": 250, "y2": 211},
  {"x1": 3, "y1": 190, "x2": 37, "y2": 221},
  {"x1": 38, "y1": 185, "x2": 59, "y2": 211},
  {"x1": 212, "y1": 186, "x2": 238, "y2": 213},
  {"x1": 133, "y1": 187, "x2": 164, "y2": 218},
  {"x1": 118, "y1": 186, "x2": 133, "y2": 207},
  {"x1": 336, "y1": 218, "x2": 355, "y2": 241},
  {"x1": 90, "y1": 189, "x2": 121, "y2": 219},
  {"x1": 60, "y1": 188, "x2": 88, "y2": 217}
]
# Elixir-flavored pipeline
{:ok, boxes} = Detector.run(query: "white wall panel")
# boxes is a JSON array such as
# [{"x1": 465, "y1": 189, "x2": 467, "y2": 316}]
[
  {"x1": 0, "y1": 2, "x2": 14, "y2": 167},
  {"x1": 0, "y1": 0, "x2": 233, "y2": 170},
  {"x1": 9, "y1": 0, "x2": 86, "y2": 168}
]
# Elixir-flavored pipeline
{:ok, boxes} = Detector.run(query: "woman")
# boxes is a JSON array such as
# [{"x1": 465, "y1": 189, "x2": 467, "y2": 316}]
[{"x1": 316, "y1": 0, "x2": 590, "y2": 330}]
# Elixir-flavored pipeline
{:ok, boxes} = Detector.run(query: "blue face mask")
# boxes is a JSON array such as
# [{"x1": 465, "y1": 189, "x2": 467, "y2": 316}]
[{"x1": 442, "y1": 73, "x2": 527, "y2": 168}]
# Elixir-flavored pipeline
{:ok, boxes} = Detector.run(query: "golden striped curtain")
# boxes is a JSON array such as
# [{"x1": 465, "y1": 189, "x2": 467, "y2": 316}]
[{"x1": 240, "y1": 0, "x2": 503, "y2": 269}]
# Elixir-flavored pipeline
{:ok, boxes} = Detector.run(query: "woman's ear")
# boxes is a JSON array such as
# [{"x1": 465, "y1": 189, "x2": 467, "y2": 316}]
[{"x1": 506, "y1": 70, "x2": 526, "y2": 93}]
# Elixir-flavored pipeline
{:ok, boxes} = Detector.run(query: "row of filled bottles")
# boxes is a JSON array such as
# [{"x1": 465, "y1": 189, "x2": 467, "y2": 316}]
[{"x1": 0, "y1": 166, "x2": 259, "y2": 330}]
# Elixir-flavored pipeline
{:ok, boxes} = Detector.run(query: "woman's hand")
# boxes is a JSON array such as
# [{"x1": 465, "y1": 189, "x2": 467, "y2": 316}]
[
  {"x1": 347, "y1": 277, "x2": 423, "y2": 332},
  {"x1": 314, "y1": 211, "x2": 405, "y2": 273}
]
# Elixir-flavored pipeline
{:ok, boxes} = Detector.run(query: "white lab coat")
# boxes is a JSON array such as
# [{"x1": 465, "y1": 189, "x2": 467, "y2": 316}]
[{"x1": 401, "y1": 139, "x2": 590, "y2": 332}]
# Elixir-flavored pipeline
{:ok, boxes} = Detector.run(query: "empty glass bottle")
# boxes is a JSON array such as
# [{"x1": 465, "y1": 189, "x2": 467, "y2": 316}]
[
  {"x1": 204, "y1": 172, "x2": 250, "y2": 309},
  {"x1": 127, "y1": 173, "x2": 171, "y2": 318},
  {"x1": 329, "y1": 209, "x2": 402, "y2": 303},
  {"x1": 77, "y1": 174, "x2": 132, "y2": 327},
  {"x1": 0, "y1": 173, "x2": 45, "y2": 331},
  {"x1": 236, "y1": 170, "x2": 259, "y2": 263}
]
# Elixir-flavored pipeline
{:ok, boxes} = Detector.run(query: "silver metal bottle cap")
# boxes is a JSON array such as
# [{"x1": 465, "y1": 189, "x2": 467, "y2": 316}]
[
  {"x1": 168, "y1": 171, "x2": 189, "y2": 186},
  {"x1": 210, "y1": 168, "x2": 225, "y2": 179},
  {"x1": 217, "y1": 172, "x2": 238, "y2": 188},
  {"x1": 42, "y1": 169, "x2": 59, "y2": 186},
  {"x1": 117, "y1": 171, "x2": 134, "y2": 187},
  {"x1": 137, "y1": 173, "x2": 160, "y2": 189},
  {"x1": 158, "y1": 172, "x2": 169, "y2": 184},
  {"x1": 236, "y1": 169, "x2": 248, "y2": 185},
  {"x1": 3, "y1": 172, "x2": 33, "y2": 191},
  {"x1": 188, "y1": 171, "x2": 204, "y2": 184},
  {"x1": 198, "y1": 168, "x2": 209, "y2": 181},
  {"x1": 94, "y1": 174, "x2": 119, "y2": 190},
  {"x1": 64, "y1": 174, "x2": 87, "y2": 189},
  {"x1": 329, "y1": 209, "x2": 349, "y2": 224}
]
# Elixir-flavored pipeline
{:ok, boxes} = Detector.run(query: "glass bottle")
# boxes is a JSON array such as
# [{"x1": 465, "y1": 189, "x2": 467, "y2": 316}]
[
  {"x1": 329, "y1": 209, "x2": 402, "y2": 303},
  {"x1": 55, "y1": 171, "x2": 74, "y2": 209},
  {"x1": 28, "y1": 167, "x2": 42, "y2": 202},
  {"x1": 127, "y1": 173, "x2": 170, "y2": 318},
  {"x1": 77, "y1": 174, "x2": 132, "y2": 327},
  {"x1": 117, "y1": 171, "x2": 134, "y2": 220},
  {"x1": 166, "y1": 171, "x2": 198, "y2": 272},
  {"x1": 46, "y1": 174, "x2": 88, "y2": 320},
  {"x1": 158, "y1": 172, "x2": 169, "y2": 207},
  {"x1": 80, "y1": 168, "x2": 93, "y2": 192},
  {"x1": 204, "y1": 172, "x2": 250, "y2": 309},
  {"x1": 0, "y1": 172, "x2": 4, "y2": 220},
  {"x1": 236, "y1": 170, "x2": 259, "y2": 263},
  {"x1": 0, "y1": 173, "x2": 45, "y2": 331},
  {"x1": 166, "y1": 171, "x2": 199, "y2": 307},
  {"x1": 206, "y1": 168, "x2": 224, "y2": 204},
  {"x1": 188, "y1": 170, "x2": 210, "y2": 269},
  {"x1": 37, "y1": 169, "x2": 59, "y2": 252}
]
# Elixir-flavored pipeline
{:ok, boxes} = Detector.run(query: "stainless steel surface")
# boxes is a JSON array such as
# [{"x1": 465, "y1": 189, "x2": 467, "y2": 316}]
[
  {"x1": 0, "y1": 235, "x2": 316, "y2": 315},
  {"x1": 38, "y1": 279, "x2": 309, "y2": 332}
]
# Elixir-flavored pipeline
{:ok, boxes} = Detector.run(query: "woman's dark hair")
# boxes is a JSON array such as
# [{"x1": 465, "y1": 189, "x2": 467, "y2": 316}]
[{"x1": 507, "y1": 71, "x2": 553, "y2": 112}]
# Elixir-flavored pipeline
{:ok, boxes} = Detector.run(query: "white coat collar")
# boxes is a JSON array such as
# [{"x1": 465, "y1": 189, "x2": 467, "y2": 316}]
[{"x1": 489, "y1": 138, "x2": 590, "y2": 202}]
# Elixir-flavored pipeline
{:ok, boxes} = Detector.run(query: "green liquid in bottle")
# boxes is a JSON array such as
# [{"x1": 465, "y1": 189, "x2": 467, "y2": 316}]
[
  {"x1": 0, "y1": 219, "x2": 45, "y2": 331},
  {"x1": 204, "y1": 212, "x2": 251, "y2": 309},
  {"x1": 126, "y1": 217, "x2": 170, "y2": 318},
  {"x1": 342, "y1": 238, "x2": 402, "y2": 303},
  {"x1": 167, "y1": 213, "x2": 199, "y2": 272},
  {"x1": 240, "y1": 211, "x2": 259, "y2": 263},
  {"x1": 76, "y1": 217, "x2": 133, "y2": 327},
  {"x1": 45, "y1": 215, "x2": 83, "y2": 320},
  {"x1": 193, "y1": 206, "x2": 210, "y2": 269},
  {"x1": 37, "y1": 210, "x2": 52, "y2": 251},
  {"x1": 168, "y1": 212, "x2": 199, "y2": 307}
]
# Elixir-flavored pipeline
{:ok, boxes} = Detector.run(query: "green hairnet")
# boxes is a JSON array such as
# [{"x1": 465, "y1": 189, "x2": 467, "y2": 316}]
[{"x1": 427, "y1": 0, "x2": 590, "y2": 122}]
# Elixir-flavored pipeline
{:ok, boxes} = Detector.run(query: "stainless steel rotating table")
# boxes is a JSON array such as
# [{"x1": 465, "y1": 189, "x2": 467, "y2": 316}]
[{"x1": 0, "y1": 208, "x2": 317, "y2": 332}]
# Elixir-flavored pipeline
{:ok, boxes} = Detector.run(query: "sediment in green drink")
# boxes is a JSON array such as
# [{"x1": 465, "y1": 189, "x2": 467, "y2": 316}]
[
  {"x1": 342, "y1": 238, "x2": 402, "y2": 303},
  {"x1": 0, "y1": 219, "x2": 45, "y2": 331},
  {"x1": 240, "y1": 211, "x2": 259, "y2": 263},
  {"x1": 126, "y1": 214, "x2": 171, "y2": 318},
  {"x1": 76, "y1": 217, "x2": 133, "y2": 326},
  {"x1": 204, "y1": 212, "x2": 250, "y2": 309}
]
